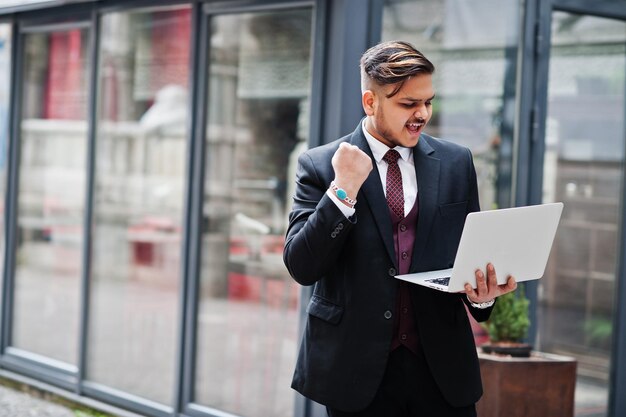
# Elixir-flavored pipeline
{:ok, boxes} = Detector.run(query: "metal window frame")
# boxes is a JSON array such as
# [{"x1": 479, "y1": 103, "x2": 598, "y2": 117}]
[
  {"x1": 96, "y1": 0, "x2": 195, "y2": 15},
  {"x1": 519, "y1": 1, "x2": 626, "y2": 417},
  {"x1": 177, "y1": 2, "x2": 207, "y2": 415},
  {"x1": 0, "y1": 1, "x2": 94, "y2": 16},
  {"x1": 76, "y1": 4, "x2": 99, "y2": 398},
  {"x1": 0, "y1": 14, "x2": 16, "y2": 357},
  {"x1": 14, "y1": 2, "x2": 92, "y2": 27}
]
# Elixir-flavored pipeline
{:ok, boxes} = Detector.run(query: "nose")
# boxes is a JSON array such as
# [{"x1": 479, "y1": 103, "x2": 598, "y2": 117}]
[{"x1": 414, "y1": 104, "x2": 427, "y2": 119}]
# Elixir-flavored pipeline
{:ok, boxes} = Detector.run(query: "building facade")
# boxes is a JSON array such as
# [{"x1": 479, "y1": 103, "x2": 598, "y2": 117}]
[{"x1": 0, "y1": 0, "x2": 624, "y2": 417}]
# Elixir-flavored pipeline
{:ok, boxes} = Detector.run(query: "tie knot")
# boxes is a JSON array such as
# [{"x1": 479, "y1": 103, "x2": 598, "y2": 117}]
[{"x1": 383, "y1": 149, "x2": 401, "y2": 165}]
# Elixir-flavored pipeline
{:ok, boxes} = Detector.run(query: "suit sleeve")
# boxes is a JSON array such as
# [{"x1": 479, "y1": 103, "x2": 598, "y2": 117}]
[
  {"x1": 283, "y1": 151, "x2": 356, "y2": 286},
  {"x1": 462, "y1": 148, "x2": 496, "y2": 322}
]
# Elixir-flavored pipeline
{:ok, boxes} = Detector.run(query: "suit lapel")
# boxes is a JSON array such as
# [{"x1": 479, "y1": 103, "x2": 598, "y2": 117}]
[
  {"x1": 349, "y1": 126, "x2": 442, "y2": 271},
  {"x1": 350, "y1": 126, "x2": 396, "y2": 267},
  {"x1": 410, "y1": 136, "x2": 440, "y2": 272}
]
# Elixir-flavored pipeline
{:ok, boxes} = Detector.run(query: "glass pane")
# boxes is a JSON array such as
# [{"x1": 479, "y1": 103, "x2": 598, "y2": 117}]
[
  {"x1": 195, "y1": 8, "x2": 312, "y2": 417},
  {"x1": 14, "y1": 28, "x2": 90, "y2": 365},
  {"x1": 0, "y1": 24, "x2": 11, "y2": 315},
  {"x1": 87, "y1": 6, "x2": 191, "y2": 405},
  {"x1": 539, "y1": 12, "x2": 626, "y2": 417},
  {"x1": 382, "y1": 0, "x2": 521, "y2": 211}
]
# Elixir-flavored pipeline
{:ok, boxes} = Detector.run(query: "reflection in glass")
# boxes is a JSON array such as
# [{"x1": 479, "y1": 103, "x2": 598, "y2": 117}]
[
  {"x1": 195, "y1": 9, "x2": 312, "y2": 417},
  {"x1": 383, "y1": 0, "x2": 520, "y2": 210},
  {"x1": 0, "y1": 24, "x2": 11, "y2": 304},
  {"x1": 539, "y1": 12, "x2": 626, "y2": 417},
  {"x1": 87, "y1": 6, "x2": 190, "y2": 405},
  {"x1": 14, "y1": 28, "x2": 90, "y2": 365}
]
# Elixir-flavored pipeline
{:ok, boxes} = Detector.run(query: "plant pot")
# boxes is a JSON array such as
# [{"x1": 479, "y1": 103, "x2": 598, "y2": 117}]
[
  {"x1": 481, "y1": 342, "x2": 532, "y2": 357},
  {"x1": 477, "y1": 350, "x2": 577, "y2": 417}
]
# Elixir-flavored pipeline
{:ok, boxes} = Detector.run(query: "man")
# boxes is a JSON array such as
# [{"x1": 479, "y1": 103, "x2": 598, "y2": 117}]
[{"x1": 283, "y1": 40, "x2": 517, "y2": 417}]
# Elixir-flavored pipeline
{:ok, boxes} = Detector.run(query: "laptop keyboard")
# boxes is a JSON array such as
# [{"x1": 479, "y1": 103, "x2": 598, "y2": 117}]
[{"x1": 425, "y1": 277, "x2": 451, "y2": 286}]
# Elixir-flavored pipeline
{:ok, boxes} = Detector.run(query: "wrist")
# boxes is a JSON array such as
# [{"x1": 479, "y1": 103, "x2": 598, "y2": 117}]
[
  {"x1": 467, "y1": 295, "x2": 495, "y2": 309},
  {"x1": 330, "y1": 181, "x2": 357, "y2": 208},
  {"x1": 331, "y1": 177, "x2": 360, "y2": 198}
]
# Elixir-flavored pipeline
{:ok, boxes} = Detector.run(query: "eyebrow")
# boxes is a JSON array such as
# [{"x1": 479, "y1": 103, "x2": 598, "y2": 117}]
[{"x1": 399, "y1": 94, "x2": 436, "y2": 103}]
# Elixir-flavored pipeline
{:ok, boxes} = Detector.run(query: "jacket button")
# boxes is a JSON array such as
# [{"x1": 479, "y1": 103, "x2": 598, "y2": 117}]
[
  {"x1": 331, "y1": 232, "x2": 337, "y2": 238},
  {"x1": 388, "y1": 268, "x2": 396, "y2": 276},
  {"x1": 384, "y1": 310, "x2": 392, "y2": 319},
  {"x1": 401, "y1": 251, "x2": 408, "y2": 260},
  {"x1": 399, "y1": 224, "x2": 407, "y2": 232},
  {"x1": 337, "y1": 223, "x2": 344, "y2": 230}
]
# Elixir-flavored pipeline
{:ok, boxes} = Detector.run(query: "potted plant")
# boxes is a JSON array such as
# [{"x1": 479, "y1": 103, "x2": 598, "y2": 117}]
[{"x1": 480, "y1": 285, "x2": 532, "y2": 357}]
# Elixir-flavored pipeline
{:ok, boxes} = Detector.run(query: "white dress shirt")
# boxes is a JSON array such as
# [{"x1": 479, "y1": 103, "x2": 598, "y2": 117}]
[{"x1": 328, "y1": 120, "x2": 418, "y2": 218}]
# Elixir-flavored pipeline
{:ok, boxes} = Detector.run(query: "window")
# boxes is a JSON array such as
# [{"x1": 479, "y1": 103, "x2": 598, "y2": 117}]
[
  {"x1": 539, "y1": 12, "x2": 626, "y2": 415},
  {"x1": 87, "y1": 6, "x2": 191, "y2": 405},
  {"x1": 194, "y1": 8, "x2": 313, "y2": 417}
]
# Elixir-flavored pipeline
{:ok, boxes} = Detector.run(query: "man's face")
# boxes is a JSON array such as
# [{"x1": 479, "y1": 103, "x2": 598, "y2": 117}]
[{"x1": 363, "y1": 73, "x2": 434, "y2": 148}]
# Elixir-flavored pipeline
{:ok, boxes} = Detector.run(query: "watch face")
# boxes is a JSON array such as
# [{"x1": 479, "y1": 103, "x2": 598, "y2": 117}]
[{"x1": 336, "y1": 188, "x2": 347, "y2": 200}]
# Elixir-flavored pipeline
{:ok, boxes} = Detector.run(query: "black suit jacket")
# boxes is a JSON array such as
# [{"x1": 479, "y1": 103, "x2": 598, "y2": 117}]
[{"x1": 283, "y1": 123, "x2": 493, "y2": 412}]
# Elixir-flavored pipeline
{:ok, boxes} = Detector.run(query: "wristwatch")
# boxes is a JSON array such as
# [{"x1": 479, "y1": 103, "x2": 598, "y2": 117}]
[
  {"x1": 330, "y1": 181, "x2": 357, "y2": 208},
  {"x1": 467, "y1": 295, "x2": 495, "y2": 309}
]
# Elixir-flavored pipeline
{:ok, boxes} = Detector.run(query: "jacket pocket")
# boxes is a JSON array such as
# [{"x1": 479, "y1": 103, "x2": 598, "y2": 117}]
[
  {"x1": 439, "y1": 201, "x2": 468, "y2": 217},
  {"x1": 306, "y1": 295, "x2": 344, "y2": 325}
]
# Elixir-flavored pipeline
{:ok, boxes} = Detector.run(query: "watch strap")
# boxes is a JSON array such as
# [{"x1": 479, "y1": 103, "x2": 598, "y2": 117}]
[{"x1": 467, "y1": 295, "x2": 495, "y2": 309}]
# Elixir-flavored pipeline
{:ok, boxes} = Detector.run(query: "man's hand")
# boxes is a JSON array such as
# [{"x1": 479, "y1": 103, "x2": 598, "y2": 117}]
[
  {"x1": 331, "y1": 142, "x2": 373, "y2": 198},
  {"x1": 464, "y1": 263, "x2": 517, "y2": 304}
]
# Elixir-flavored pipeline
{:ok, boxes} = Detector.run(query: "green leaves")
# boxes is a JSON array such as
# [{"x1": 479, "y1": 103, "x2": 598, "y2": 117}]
[{"x1": 482, "y1": 285, "x2": 530, "y2": 343}]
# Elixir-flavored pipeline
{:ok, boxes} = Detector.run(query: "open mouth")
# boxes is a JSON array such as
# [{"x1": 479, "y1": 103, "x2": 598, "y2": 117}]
[{"x1": 405, "y1": 119, "x2": 425, "y2": 133}]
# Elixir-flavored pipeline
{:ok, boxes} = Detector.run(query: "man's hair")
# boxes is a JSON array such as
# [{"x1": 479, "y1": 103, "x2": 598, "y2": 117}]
[{"x1": 360, "y1": 40, "x2": 434, "y2": 98}]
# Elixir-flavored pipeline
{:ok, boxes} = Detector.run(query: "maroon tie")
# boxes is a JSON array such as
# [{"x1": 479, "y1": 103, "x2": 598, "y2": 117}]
[{"x1": 383, "y1": 149, "x2": 404, "y2": 219}]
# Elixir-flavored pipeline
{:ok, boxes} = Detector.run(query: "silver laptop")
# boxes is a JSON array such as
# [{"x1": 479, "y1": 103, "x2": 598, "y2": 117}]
[{"x1": 395, "y1": 202, "x2": 564, "y2": 292}]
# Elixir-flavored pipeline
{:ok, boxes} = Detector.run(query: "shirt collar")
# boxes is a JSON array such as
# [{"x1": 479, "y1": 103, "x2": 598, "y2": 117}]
[{"x1": 361, "y1": 119, "x2": 412, "y2": 164}]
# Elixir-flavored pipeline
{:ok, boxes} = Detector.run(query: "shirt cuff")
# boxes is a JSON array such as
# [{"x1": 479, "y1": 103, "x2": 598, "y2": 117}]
[{"x1": 327, "y1": 189, "x2": 356, "y2": 218}]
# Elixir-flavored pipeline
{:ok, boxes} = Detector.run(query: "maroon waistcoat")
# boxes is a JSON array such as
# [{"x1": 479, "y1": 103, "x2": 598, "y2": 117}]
[{"x1": 389, "y1": 200, "x2": 420, "y2": 354}]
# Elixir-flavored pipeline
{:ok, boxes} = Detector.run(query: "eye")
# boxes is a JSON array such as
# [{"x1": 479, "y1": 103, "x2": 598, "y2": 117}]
[
  {"x1": 425, "y1": 100, "x2": 432, "y2": 106},
  {"x1": 401, "y1": 103, "x2": 415, "y2": 108}
]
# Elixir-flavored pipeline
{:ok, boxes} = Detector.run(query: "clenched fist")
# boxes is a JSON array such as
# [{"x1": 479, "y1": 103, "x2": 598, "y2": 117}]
[{"x1": 331, "y1": 143, "x2": 373, "y2": 199}]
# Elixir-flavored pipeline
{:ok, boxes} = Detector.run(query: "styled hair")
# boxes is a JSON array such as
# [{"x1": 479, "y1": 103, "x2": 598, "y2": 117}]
[{"x1": 360, "y1": 40, "x2": 435, "y2": 98}]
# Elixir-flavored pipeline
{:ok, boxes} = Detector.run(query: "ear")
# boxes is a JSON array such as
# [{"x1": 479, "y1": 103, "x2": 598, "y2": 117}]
[{"x1": 362, "y1": 90, "x2": 376, "y2": 116}]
